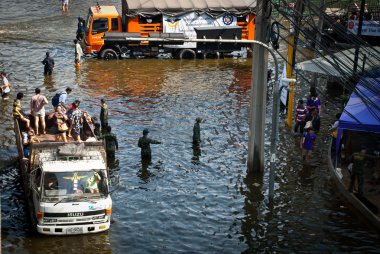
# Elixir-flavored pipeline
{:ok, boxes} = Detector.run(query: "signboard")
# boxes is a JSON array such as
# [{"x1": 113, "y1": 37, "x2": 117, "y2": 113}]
[
  {"x1": 163, "y1": 12, "x2": 237, "y2": 48},
  {"x1": 347, "y1": 20, "x2": 380, "y2": 36}
]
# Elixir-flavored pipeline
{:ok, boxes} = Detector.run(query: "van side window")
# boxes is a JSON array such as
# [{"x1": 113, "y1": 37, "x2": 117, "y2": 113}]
[
  {"x1": 111, "y1": 18, "x2": 119, "y2": 31},
  {"x1": 92, "y1": 18, "x2": 109, "y2": 33}
]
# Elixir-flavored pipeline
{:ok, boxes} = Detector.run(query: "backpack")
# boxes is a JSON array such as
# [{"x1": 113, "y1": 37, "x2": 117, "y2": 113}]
[{"x1": 52, "y1": 92, "x2": 64, "y2": 107}]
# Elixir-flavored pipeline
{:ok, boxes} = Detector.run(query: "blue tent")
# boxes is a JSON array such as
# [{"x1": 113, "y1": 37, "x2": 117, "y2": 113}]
[{"x1": 336, "y1": 78, "x2": 380, "y2": 159}]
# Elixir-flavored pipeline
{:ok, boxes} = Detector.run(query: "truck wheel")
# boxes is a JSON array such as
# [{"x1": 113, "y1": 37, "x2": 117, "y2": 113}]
[
  {"x1": 100, "y1": 48, "x2": 119, "y2": 60},
  {"x1": 179, "y1": 49, "x2": 196, "y2": 60}
]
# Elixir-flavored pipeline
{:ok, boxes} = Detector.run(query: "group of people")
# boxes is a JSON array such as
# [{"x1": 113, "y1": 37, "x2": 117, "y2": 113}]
[
  {"x1": 10, "y1": 85, "x2": 120, "y2": 163},
  {"x1": 294, "y1": 91, "x2": 322, "y2": 163}
]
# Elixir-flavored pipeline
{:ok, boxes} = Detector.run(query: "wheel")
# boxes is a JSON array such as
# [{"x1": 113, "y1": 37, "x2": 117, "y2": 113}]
[
  {"x1": 100, "y1": 48, "x2": 119, "y2": 60},
  {"x1": 178, "y1": 49, "x2": 196, "y2": 60}
]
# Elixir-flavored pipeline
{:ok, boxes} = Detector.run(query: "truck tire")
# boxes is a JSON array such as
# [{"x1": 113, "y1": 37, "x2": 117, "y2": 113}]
[
  {"x1": 100, "y1": 48, "x2": 119, "y2": 60},
  {"x1": 178, "y1": 49, "x2": 196, "y2": 60}
]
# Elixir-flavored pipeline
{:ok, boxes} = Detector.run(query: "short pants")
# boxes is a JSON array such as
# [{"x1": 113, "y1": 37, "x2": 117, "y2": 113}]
[
  {"x1": 32, "y1": 108, "x2": 46, "y2": 117},
  {"x1": 62, "y1": 0, "x2": 69, "y2": 5}
]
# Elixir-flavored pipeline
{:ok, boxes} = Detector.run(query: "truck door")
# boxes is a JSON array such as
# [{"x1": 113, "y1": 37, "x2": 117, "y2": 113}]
[
  {"x1": 30, "y1": 168, "x2": 42, "y2": 218},
  {"x1": 90, "y1": 18, "x2": 109, "y2": 47}
]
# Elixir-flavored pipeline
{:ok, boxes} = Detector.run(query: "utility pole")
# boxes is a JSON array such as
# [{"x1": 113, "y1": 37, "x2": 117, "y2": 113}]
[
  {"x1": 353, "y1": 0, "x2": 366, "y2": 73},
  {"x1": 286, "y1": 0, "x2": 305, "y2": 127},
  {"x1": 247, "y1": 0, "x2": 271, "y2": 173}
]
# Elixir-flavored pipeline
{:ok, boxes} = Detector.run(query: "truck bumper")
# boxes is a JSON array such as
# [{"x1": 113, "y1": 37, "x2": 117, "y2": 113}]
[{"x1": 37, "y1": 221, "x2": 110, "y2": 235}]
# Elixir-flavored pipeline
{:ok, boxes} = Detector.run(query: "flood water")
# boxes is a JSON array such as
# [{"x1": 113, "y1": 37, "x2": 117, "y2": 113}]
[{"x1": 1, "y1": 0, "x2": 379, "y2": 253}]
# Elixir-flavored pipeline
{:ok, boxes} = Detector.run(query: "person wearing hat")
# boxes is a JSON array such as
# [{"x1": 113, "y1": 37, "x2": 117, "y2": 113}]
[
  {"x1": 300, "y1": 121, "x2": 316, "y2": 163},
  {"x1": 42, "y1": 52, "x2": 55, "y2": 75},
  {"x1": 138, "y1": 128, "x2": 162, "y2": 161},
  {"x1": 101, "y1": 126, "x2": 118, "y2": 165},
  {"x1": 193, "y1": 117, "x2": 202, "y2": 145}
]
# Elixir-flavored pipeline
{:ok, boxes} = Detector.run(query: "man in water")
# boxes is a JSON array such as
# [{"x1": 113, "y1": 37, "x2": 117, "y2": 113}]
[
  {"x1": 74, "y1": 39, "x2": 83, "y2": 67},
  {"x1": 102, "y1": 126, "x2": 118, "y2": 164},
  {"x1": 138, "y1": 128, "x2": 161, "y2": 162},
  {"x1": 62, "y1": 0, "x2": 69, "y2": 12},
  {"x1": 193, "y1": 117, "x2": 202, "y2": 145},
  {"x1": 42, "y1": 52, "x2": 55, "y2": 75},
  {"x1": 100, "y1": 99, "x2": 109, "y2": 133},
  {"x1": 1, "y1": 72, "x2": 11, "y2": 100}
]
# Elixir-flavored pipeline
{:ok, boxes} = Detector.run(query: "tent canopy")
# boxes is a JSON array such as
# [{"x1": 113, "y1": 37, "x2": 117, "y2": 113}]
[
  {"x1": 296, "y1": 46, "x2": 380, "y2": 77},
  {"x1": 123, "y1": 0, "x2": 256, "y2": 17},
  {"x1": 339, "y1": 77, "x2": 380, "y2": 133}
]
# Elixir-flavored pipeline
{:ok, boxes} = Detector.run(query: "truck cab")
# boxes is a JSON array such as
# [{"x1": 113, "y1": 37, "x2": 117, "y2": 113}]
[
  {"x1": 84, "y1": 5, "x2": 122, "y2": 55},
  {"x1": 29, "y1": 146, "x2": 112, "y2": 235}
]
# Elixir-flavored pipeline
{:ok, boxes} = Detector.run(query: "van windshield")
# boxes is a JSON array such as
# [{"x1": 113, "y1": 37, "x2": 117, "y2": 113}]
[{"x1": 41, "y1": 170, "x2": 108, "y2": 202}]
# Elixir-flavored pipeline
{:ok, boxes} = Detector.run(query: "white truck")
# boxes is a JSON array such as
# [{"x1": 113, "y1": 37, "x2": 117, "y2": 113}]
[{"x1": 14, "y1": 116, "x2": 113, "y2": 235}]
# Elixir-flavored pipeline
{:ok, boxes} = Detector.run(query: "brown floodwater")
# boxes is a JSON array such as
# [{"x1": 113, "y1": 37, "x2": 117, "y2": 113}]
[{"x1": 0, "y1": 0, "x2": 379, "y2": 253}]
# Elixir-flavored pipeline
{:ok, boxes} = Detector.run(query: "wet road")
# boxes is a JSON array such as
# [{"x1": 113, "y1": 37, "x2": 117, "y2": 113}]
[{"x1": 1, "y1": 1, "x2": 379, "y2": 253}]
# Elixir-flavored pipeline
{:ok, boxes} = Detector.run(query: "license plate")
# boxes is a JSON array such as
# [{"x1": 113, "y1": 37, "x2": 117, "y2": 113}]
[{"x1": 67, "y1": 227, "x2": 83, "y2": 234}]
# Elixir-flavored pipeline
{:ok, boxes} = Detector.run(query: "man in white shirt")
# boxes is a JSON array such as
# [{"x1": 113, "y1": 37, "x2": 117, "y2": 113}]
[
  {"x1": 74, "y1": 39, "x2": 83, "y2": 67},
  {"x1": 1, "y1": 72, "x2": 11, "y2": 100}
]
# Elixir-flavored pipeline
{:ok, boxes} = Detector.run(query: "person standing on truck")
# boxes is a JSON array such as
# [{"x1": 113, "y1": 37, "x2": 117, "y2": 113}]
[
  {"x1": 52, "y1": 87, "x2": 72, "y2": 112},
  {"x1": 100, "y1": 99, "x2": 108, "y2": 133},
  {"x1": 69, "y1": 101, "x2": 83, "y2": 142},
  {"x1": 48, "y1": 105, "x2": 68, "y2": 142},
  {"x1": 102, "y1": 126, "x2": 118, "y2": 164},
  {"x1": 42, "y1": 52, "x2": 55, "y2": 75},
  {"x1": 74, "y1": 39, "x2": 83, "y2": 68},
  {"x1": 1, "y1": 72, "x2": 11, "y2": 100},
  {"x1": 30, "y1": 88, "x2": 48, "y2": 135},
  {"x1": 13, "y1": 92, "x2": 31, "y2": 130},
  {"x1": 138, "y1": 128, "x2": 162, "y2": 162}
]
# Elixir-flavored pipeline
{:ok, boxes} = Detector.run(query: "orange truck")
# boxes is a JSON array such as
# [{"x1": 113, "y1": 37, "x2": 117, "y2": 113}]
[{"x1": 84, "y1": 0, "x2": 256, "y2": 59}]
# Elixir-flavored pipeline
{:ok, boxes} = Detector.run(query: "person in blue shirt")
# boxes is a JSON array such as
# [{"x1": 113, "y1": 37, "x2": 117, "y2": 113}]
[
  {"x1": 76, "y1": 17, "x2": 85, "y2": 41},
  {"x1": 42, "y1": 52, "x2": 54, "y2": 75}
]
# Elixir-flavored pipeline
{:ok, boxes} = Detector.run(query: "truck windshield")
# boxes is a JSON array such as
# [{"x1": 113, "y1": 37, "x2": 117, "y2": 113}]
[
  {"x1": 85, "y1": 14, "x2": 92, "y2": 34},
  {"x1": 41, "y1": 170, "x2": 108, "y2": 202}
]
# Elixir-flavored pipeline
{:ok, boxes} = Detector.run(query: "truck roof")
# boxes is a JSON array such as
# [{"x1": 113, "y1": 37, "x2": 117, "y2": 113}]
[
  {"x1": 38, "y1": 151, "x2": 106, "y2": 172},
  {"x1": 123, "y1": 0, "x2": 256, "y2": 17},
  {"x1": 91, "y1": 5, "x2": 119, "y2": 17}
]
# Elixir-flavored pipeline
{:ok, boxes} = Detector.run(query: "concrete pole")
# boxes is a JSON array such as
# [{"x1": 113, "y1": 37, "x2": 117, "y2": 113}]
[
  {"x1": 311, "y1": 0, "x2": 325, "y2": 90},
  {"x1": 247, "y1": 0, "x2": 271, "y2": 173}
]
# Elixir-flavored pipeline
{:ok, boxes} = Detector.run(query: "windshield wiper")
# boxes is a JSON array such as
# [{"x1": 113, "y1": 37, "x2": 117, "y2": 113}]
[{"x1": 53, "y1": 197, "x2": 72, "y2": 206}]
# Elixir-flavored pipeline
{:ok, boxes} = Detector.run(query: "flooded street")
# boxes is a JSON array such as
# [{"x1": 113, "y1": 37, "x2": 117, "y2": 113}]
[{"x1": 1, "y1": 0, "x2": 379, "y2": 253}]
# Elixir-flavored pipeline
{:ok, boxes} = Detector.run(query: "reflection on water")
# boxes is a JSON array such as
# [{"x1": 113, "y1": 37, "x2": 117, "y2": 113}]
[{"x1": 1, "y1": 0, "x2": 380, "y2": 253}]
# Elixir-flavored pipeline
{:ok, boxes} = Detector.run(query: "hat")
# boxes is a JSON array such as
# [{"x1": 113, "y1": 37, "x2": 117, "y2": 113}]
[
  {"x1": 143, "y1": 128, "x2": 149, "y2": 135},
  {"x1": 305, "y1": 121, "x2": 313, "y2": 130}
]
